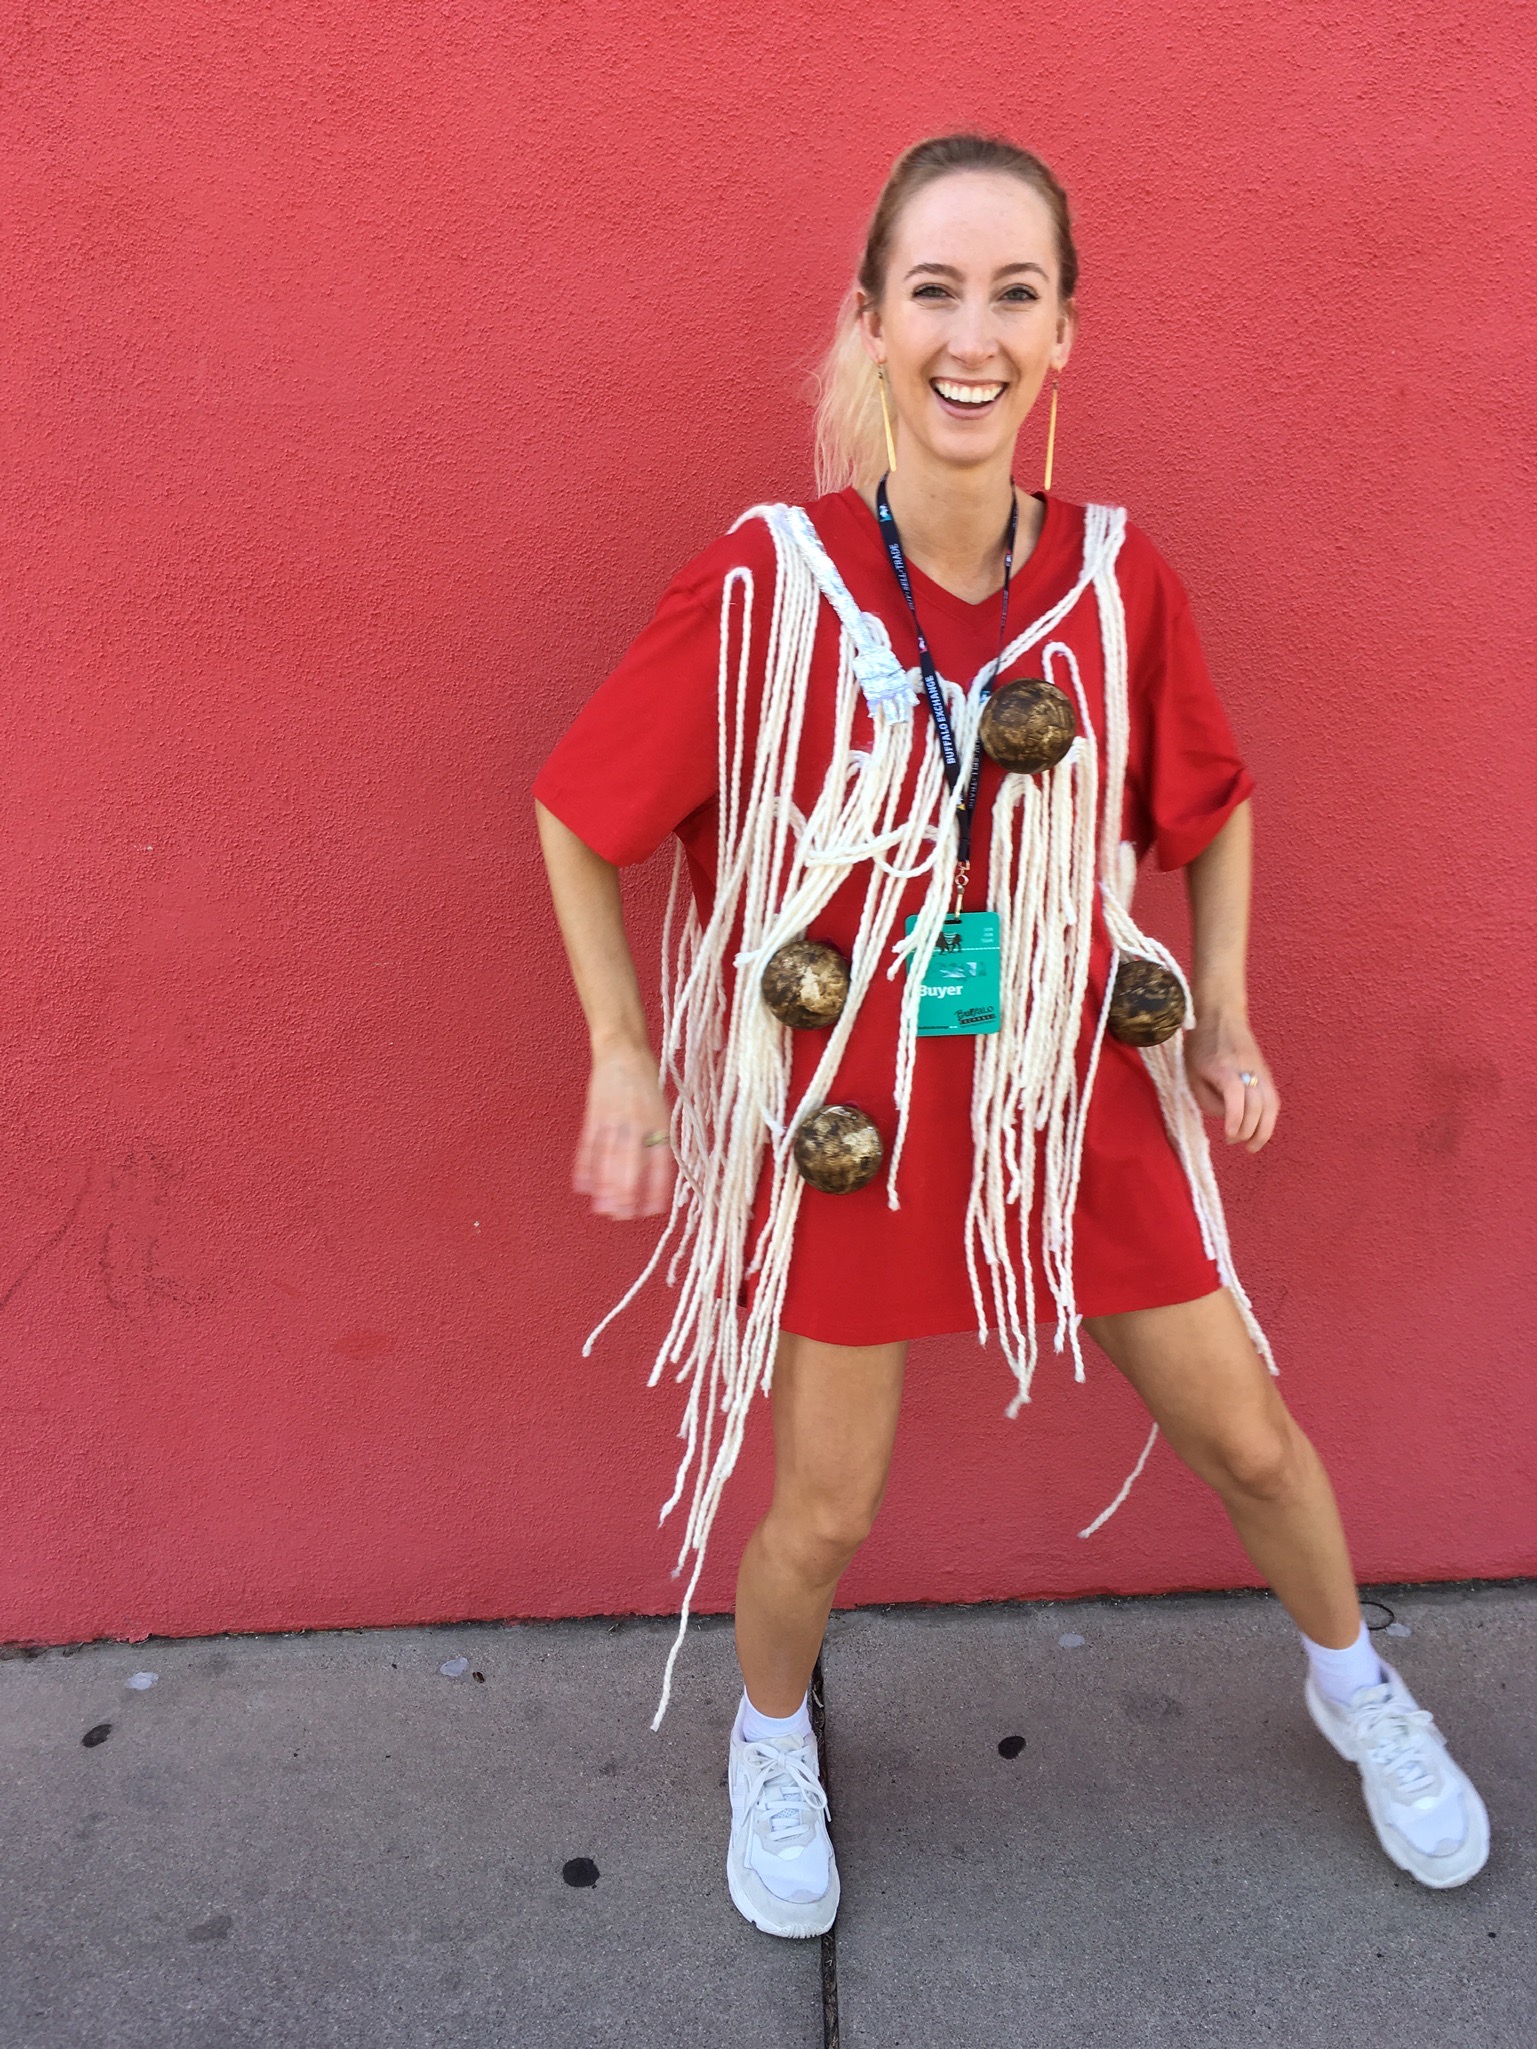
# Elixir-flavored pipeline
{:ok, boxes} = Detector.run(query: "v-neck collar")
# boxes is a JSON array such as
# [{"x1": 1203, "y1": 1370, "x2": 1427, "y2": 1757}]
[{"x1": 835, "y1": 484, "x2": 1075, "y2": 631}]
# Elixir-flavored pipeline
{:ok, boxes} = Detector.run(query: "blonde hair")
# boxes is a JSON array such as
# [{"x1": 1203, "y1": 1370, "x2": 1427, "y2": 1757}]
[{"x1": 812, "y1": 134, "x2": 1080, "y2": 497}]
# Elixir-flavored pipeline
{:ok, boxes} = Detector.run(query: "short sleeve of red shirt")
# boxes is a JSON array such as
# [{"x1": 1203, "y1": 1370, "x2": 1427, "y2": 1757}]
[
  {"x1": 533, "y1": 527, "x2": 762, "y2": 867},
  {"x1": 1120, "y1": 522, "x2": 1255, "y2": 870}
]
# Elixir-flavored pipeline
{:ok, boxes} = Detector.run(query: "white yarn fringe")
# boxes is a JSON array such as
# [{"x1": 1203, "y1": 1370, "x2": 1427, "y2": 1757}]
[
  {"x1": 1078, "y1": 1422, "x2": 1161, "y2": 1537},
  {"x1": 578, "y1": 501, "x2": 1270, "y2": 1727}
]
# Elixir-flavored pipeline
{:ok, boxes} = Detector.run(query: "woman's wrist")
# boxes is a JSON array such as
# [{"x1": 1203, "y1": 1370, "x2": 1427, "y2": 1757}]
[
  {"x1": 589, "y1": 1021, "x2": 656, "y2": 1064},
  {"x1": 1191, "y1": 982, "x2": 1249, "y2": 1030}
]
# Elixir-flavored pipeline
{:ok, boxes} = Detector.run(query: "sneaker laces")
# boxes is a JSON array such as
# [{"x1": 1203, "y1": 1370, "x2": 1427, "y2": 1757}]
[
  {"x1": 1350, "y1": 1688, "x2": 1443, "y2": 1804},
  {"x1": 742, "y1": 1737, "x2": 828, "y2": 1850}
]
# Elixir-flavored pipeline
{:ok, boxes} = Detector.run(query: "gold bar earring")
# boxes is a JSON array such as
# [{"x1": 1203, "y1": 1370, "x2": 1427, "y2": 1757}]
[
  {"x1": 876, "y1": 363, "x2": 898, "y2": 474},
  {"x1": 1043, "y1": 374, "x2": 1060, "y2": 493}
]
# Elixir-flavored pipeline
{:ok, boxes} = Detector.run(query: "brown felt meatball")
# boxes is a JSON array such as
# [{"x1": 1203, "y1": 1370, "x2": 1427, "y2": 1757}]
[
  {"x1": 792, "y1": 1105, "x2": 883, "y2": 1194},
  {"x1": 1108, "y1": 959, "x2": 1186, "y2": 1046},
  {"x1": 761, "y1": 939, "x2": 851, "y2": 1030},
  {"x1": 978, "y1": 679, "x2": 1077, "y2": 775}
]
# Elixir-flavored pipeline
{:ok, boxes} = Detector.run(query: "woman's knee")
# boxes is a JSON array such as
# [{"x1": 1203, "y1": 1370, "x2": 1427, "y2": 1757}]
[
  {"x1": 765, "y1": 1488, "x2": 882, "y2": 1583},
  {"x1": 1189, "y1": 1411, "x2": 1308, "y2": 1505}
]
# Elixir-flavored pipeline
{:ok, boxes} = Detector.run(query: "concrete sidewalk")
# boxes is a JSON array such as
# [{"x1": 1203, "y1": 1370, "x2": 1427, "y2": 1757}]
[{"x1": 2, "y1": 1585, "x2": 1530, "y2": 2048}]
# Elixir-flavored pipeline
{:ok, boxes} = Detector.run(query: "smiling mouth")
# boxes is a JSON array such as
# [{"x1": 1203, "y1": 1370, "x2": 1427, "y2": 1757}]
[{"x1": 932, "y1": 378, "x2": 1008, "y2": 412}]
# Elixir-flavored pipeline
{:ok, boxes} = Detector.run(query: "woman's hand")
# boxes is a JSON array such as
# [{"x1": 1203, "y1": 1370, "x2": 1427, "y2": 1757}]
[
  {"x1": 575, "y1": 1041, "x2": 677, "y2": 1219},
  {"x1": 534, "y1": 802, "x2": 677, "y2": 1221},
  {"x1": 1184, "y1": 1009, "x2": 1280, "y2": 1153},
  {"x1": 1181, "y1": 803, "x2": 1276, "y2": 1151}
]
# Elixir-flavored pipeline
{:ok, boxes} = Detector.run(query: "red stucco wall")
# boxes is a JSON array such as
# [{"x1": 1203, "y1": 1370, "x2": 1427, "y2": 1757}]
[{"x1": 3, "y1": 2, "x2": 1533, "y2": 1647}]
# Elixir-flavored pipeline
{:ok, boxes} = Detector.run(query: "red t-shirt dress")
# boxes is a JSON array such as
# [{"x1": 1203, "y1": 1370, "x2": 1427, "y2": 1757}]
[{"x1": 535, "y1": 487, "x2": 1254, "y2": 1344}]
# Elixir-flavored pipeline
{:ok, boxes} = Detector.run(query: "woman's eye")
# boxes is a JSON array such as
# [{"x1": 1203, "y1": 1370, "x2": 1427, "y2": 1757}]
[
  {"x1": 1000, "y1": 286, "x2": 1039, "y2": 304},
  {"x1": 911, "y1": 283, "x2": 951, "y2": 300}
]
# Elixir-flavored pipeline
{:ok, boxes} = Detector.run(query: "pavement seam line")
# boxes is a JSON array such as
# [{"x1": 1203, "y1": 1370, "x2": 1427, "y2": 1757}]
[{"x1": 810, "y1": 1655, "x2": 840, "y2": 2048}]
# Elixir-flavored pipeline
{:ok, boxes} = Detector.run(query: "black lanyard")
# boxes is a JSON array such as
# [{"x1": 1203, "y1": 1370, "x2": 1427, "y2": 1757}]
[{"x1": 874, "y1": 478, "x2": 1017, "y2": 888}]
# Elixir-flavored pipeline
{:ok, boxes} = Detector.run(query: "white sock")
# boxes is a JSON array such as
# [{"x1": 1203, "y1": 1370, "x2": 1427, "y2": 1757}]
[
  {"x1": 736, "y1": 1689, "x2": 812, "y2": 1744},
  {"x1": 1302, "y1": 1620, "x2": 1384, "y2": 1706}
]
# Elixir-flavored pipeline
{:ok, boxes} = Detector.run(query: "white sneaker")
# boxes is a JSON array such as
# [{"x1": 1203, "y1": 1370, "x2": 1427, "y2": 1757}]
[
  {"x1": 726, "y1": 1725, "x2": 840, "y2": 1938},
  {"x1": 1306, "y1": 1659, "x2": 1490, "y2": 1888}
]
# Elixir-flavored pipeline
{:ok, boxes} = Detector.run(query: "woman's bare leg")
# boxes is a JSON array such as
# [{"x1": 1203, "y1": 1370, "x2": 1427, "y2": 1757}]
[
  {"x1": 734, "y1": 1331, "x2": 908, "y2": 1715},
  {"x1": 1084, "y1": 1288, "x2": 1362, "y2": 1647}
]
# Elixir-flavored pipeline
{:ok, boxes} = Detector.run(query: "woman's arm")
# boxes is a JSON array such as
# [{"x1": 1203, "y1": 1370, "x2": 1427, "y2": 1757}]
[
  {"x1": 535, "y1": 800, "x2": 676, "y2": 1219},
  {"x1": 1183, "y1": 799, "x2": 1280, "y2": 1152}
]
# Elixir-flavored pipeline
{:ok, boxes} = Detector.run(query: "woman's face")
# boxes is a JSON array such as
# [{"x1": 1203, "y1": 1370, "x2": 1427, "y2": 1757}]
[{"x1": 860, "y1": 170, "x2": 1074, "y2": 477}]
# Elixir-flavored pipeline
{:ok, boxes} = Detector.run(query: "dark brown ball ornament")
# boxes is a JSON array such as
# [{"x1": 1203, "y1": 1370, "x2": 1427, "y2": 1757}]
[
  {"x1": 1108, "y1": 959, "x2": 1186, "y2": 1046},
  {"x1": 761, "y1": 939, "x2": 851, "y2": 1031},
  {"x1": 978, "y1": 679, "x2": 1078, "y2": 775},
  {"x1": 793, "y1": 1105, "x2": 883, "y2": 1195}
]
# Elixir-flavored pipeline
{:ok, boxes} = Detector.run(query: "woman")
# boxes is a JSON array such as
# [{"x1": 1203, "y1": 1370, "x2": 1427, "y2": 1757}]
[{"x1": 534, "y1": 134, "x2": 1488, "y2": 1937}]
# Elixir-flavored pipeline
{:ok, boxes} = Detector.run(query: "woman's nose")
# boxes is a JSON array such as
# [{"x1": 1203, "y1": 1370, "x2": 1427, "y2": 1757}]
[{"x1": 947, "y1": 299, "x2": 1000, "y2": 365}]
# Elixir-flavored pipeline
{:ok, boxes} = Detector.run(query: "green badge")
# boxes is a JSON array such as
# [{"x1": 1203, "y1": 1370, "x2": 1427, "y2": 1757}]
[{"x1": 903, "y1": 911, "x2": 1002, "y2": 1037}]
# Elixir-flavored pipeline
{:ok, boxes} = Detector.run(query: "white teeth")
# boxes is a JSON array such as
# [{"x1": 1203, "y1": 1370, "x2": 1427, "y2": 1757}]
[{"x1": 934, "y1": 379, "x2": 1005, "y2": 406}]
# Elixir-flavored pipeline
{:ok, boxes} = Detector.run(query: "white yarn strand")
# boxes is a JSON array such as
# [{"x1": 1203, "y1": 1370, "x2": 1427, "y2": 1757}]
[
  {"x1": 1078, "y1": 1422, "x2": 1161, "y2": 1538},
  {"x1": 1090, "y1": 548, "x2": 1277, "y2": 1384}
]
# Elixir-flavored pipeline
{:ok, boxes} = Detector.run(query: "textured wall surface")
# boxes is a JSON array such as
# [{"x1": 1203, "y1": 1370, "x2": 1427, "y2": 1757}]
[{"x1": 2, "y1": 1, "x2": 1534, "y2": 1647}]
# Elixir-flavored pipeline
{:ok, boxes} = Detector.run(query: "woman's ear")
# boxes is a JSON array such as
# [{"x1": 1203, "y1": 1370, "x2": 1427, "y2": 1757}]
[
  {"x1": 856, "y1": 291, "x2": 884, "y2": 365},
  {"x1": 1051, "y1": 302, "x2": 1078, "y2": 374}
]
